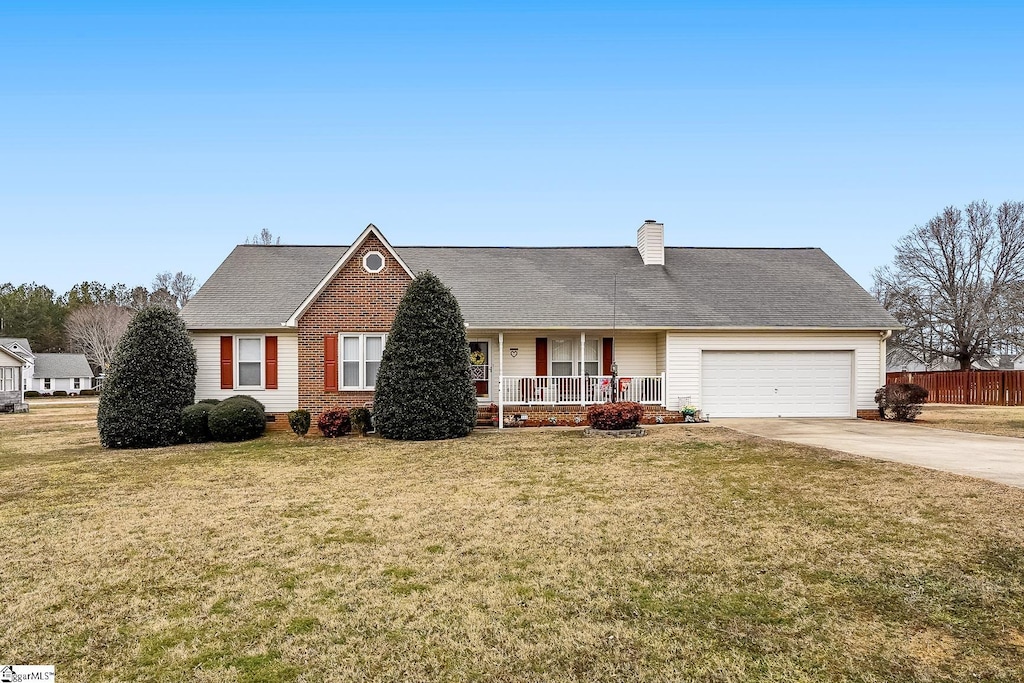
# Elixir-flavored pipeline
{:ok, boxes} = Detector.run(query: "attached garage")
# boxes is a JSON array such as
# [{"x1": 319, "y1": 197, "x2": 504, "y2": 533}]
[{"x1": 701, "y1": 350, "x2": 854, "y2": 418}]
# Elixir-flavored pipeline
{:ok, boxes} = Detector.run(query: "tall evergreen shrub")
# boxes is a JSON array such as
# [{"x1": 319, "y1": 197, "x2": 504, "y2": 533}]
[
  {"x1": 373, "y1": 271, "x2": 477, "y2": 440},
  {"x1": 97, "y1": 306, "x2": 196, "y2": 448}
]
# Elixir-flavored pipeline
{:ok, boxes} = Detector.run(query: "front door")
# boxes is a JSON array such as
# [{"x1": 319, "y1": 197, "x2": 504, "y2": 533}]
[{"x1": 468, "y1": 340, "x2": 491, "y2": 400}]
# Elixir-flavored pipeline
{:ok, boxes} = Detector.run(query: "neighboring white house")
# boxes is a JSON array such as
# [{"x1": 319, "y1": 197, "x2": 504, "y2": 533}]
[
  {"x1": 181, "y1": 220, "x2": 901, "y2": 422},
  {"x1": 30, "y1": 354, "x2": 94, "y2": 394},
  {"x1": 0, "y1": 344, "x2": 26, "y2": 409},
  {"x1": 0, "y1": 337, "x2": 35, "y2": 390}
]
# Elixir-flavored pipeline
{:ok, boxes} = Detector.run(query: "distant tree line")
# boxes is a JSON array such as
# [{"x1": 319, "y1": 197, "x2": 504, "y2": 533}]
[{"x1": 0, "y1": 271, "x2": 198, "y2": 372}]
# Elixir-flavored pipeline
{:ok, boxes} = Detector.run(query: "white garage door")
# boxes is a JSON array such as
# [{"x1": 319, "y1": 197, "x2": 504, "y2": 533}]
[{"x1": 701, "y1": 351, "x2": 853, "y2": 418}]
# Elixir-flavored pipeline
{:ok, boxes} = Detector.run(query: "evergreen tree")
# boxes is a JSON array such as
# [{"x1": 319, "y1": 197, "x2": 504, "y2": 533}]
[
  {"x1": 373, "y1": 271, "x2": 477, "y2": 440},
  {"x1": 97, "y1": 306, "x2": 196, "y2": 448}
]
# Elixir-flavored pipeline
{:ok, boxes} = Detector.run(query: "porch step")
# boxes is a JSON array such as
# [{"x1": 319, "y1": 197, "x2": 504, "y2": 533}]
[{"x1": 476, "y1": 406, "x2": 497, "y2": 428}]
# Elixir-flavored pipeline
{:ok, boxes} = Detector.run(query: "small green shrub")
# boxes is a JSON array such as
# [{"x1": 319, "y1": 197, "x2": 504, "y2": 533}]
[
  {"x1": 318, "y1": 408, "x2": 351, "y2": 438},
  {"x1": 350, "y1": 407, "x2": 372, "y2": 435},
  {"x1": 197, "y1": 398, "x2": 221, "y2": 405},
  {"x1": 208, "y1": 395, "x2": 266, "y2": 442},
  {"x1": 288, "y1": 409, "x2": 311, "y2": 437},
  {"x1": 53, "y1": 390, "x2": 68, "y2": 397},
  {"x1": 181, "y1": 403, "x2": 214, "y2": 443},
  {"x1": 875, "y1": 383, "x2": 928, "y2": 422},
  {"x1": 587, "y1": 402, "x2": 644, "y2": 430},
  {"x1": 80, "y1": 389, "x2": 98, "y2": 396},
  {"x1": 24, "y1": 390, "x2": 40, "y2": 398}
]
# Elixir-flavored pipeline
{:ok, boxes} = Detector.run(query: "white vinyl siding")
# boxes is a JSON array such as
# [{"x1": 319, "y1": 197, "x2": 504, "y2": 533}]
[
  {"x1": 340, "y1": 333, "x2": 386, "y2": 390},
  {"x1": 665, "y1": 330, "x2": 883, "y2": 413},
  {"x1": 190, "y1": 331, "x2": 299, "y2": 413}
]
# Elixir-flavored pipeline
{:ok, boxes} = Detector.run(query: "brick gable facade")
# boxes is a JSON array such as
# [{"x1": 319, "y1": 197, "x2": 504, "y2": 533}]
[{"x1": 297, "y1": 233, "x2": 411, "y2": 420}]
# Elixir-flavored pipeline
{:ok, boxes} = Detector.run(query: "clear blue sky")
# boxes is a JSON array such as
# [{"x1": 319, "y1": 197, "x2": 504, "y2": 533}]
[{"x1": 2, "y1": 1, "x2": 1022, "y2": 294}]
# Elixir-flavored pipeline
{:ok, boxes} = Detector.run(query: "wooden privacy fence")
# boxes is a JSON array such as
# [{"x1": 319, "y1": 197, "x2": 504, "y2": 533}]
[{"x1": 886, "y1": 370, "x2": 1024, "y2": 406}]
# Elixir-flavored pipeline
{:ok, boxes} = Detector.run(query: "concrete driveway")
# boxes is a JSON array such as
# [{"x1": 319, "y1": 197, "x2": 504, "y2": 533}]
[{"x1": 721, "y1": 418, "x2": 1024, "y2": 488}]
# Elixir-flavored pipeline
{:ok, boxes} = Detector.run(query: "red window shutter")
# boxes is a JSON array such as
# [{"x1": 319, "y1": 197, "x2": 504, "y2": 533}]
[
  {"x1": 602, "y1": 338, "x2": 614, "y2": 375},
  {"x1": 265, "y1": 336, "x2": 278, "y2": 390},
  {"x1": 535, "y1": 338, "x2": 548, "y2": 376},
  {"x1": 324, "y1": 334, "x2": 338, "y2": 392},
  {"x1": 220, "y1": 336, "x2": 233, "y2": 389}
]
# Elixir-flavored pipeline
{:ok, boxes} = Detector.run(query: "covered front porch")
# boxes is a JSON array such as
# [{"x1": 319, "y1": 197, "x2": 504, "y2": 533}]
[{"x1": 467, "y1": 329, "x2": 667, "y2": 428}]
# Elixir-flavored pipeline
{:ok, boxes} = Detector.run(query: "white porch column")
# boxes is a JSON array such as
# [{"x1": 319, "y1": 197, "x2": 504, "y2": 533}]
[
  {"x1": 580, "y1": 332, "x2": 586, "y2": 406},
  {"x1": 498, "y1": 332, "x2": 504, "y2": 429}
]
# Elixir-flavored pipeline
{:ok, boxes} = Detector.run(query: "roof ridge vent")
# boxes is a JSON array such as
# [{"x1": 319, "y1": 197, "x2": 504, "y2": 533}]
[{"x1": 637, "y1": 220, "x2": 665, "y2": 265}]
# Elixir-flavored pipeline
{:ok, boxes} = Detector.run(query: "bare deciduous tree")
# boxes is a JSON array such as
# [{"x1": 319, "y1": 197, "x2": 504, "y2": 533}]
[
  {"x1": 65, "y1": 303, "x2": 134, "y2": 373},
  {"x1": 171, "y1": 271, "x2": 197, "y2": 307},
  {"x1": 152, "y1": 271, "x2": 198, "y2": 309},
  {"x1": 245, "y1": 228, "x2": 281, "y2": 245},
  {"x1": 873, "y1": 200, "x2": 1024, "y2": 369}
]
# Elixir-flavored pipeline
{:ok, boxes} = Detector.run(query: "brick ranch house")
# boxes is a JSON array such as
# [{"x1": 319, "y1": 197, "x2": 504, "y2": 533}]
[{"x1": 180, "y1": 221, "x2": 899, "y2": 427}]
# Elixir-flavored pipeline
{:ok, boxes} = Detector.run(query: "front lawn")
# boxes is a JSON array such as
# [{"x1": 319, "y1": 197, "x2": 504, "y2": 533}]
[
  {"x1": 2, "y1": 404, "x2": 1024, "y2": 681},
  {"x1": 917, "y1": 404, "x2": 1024, "y2": 438}
]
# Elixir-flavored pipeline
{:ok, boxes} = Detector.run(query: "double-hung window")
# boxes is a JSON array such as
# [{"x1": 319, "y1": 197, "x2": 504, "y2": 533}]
[
  {"x1": 73, "y1": 378, "x2": 81, "y2": 390},
  {"x1": 236, "y1": 337, "x2": 263, "y2": 388},
  {"x1": 550, "y1": 338, "x2": 601, "y2": 376},
  {"x1": 550, "y1": 339, "x2": 574, "y2": 376},
  {"x1": 43, "y1": 378, "x2": 51, "y2": 390},
  {"x1": 1, "y1": 367, "x2": 15, "y2": 392},
  {"x1": 340, "y1": 334, "x2": 386, "y2": 389}
]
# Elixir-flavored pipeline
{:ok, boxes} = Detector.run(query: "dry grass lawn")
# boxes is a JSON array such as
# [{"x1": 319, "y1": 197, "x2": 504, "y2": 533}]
[
  {"x1": 916, "y1": 403, "x2": 1024, "y2": 438},
  {"x1": 3, "y1": 403, "x2": 1024, "y2": 682}
]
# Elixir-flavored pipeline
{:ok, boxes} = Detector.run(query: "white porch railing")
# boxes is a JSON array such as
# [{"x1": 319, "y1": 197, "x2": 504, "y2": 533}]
[{"x1": 501, "y1": 374, "x2": 665, "y2": 406}]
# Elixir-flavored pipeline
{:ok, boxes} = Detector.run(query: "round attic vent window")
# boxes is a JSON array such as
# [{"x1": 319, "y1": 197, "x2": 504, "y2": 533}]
[{"x1": 363, "y1": 251, "x2": 385, "y2": 273}]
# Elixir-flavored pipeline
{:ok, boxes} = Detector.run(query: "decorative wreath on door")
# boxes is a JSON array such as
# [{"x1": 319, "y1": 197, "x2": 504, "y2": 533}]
[{"x1": 470, "y1": 350, "x2": 487, "y2": 365}]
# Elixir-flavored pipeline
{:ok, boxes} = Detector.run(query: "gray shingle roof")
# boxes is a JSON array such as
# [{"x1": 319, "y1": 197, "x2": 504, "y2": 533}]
[
  {"x1": 0, "y1": 337, "x2": 33, "y2": 358},
  {"x1": 181, "y1": 245, "x2": 346, "y2": 329},
  {"x1": 34, "y1": 353, "x2": 93, "y2": 378},
  {"x1": 181, "y1": 244, "x2": 899, "y2": 330}
]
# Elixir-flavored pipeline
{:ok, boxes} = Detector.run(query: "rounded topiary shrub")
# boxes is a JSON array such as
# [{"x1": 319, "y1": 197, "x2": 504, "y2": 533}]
[
  {"x1": 229, "y1": 394, "x2": 265, "y2": 411},
  {"x1": 208, "y1": 395, "x2": 267, "y2": 442},
  {"x1": 181, "y1": 403, "x2": 214, "y2": 443},
  {"x1": 288, "y1": 409, "x2": 311, "y2": 437},
  {"x1": 197, "y1": 398, "x2": 221, "y2": 406},
  {"x1": 373, "y1": 271, "x2": 477, "y2": 440},
  {"x1": 318, "y1": 408, "x2": 351, "y2": 438},
  {"x1": 98, "y1": 306, "x2": 196, "y2": 448},
  {"x1": 875, "y1": 383, "x2": 929, "y2": 422},
  {"x1": 587, "y1": 402, "x2": 645, "y2": 430}
]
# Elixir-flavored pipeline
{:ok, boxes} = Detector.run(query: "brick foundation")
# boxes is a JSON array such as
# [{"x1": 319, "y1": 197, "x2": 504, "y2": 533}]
[
  {"x1": 501, "y1": 404, "x2": 688, "y2": 427},
  {"x1": 857, "y1": 409, "x2": 883, "y2": 420},
  {"x1": 266, "y1": 414, "x2": 291, "y2": 431}
]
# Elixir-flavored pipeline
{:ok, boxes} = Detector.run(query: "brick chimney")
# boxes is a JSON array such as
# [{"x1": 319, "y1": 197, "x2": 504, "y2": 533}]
[{"x1": 637, "y1": 220, "x2": 664, "y2": 265}]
